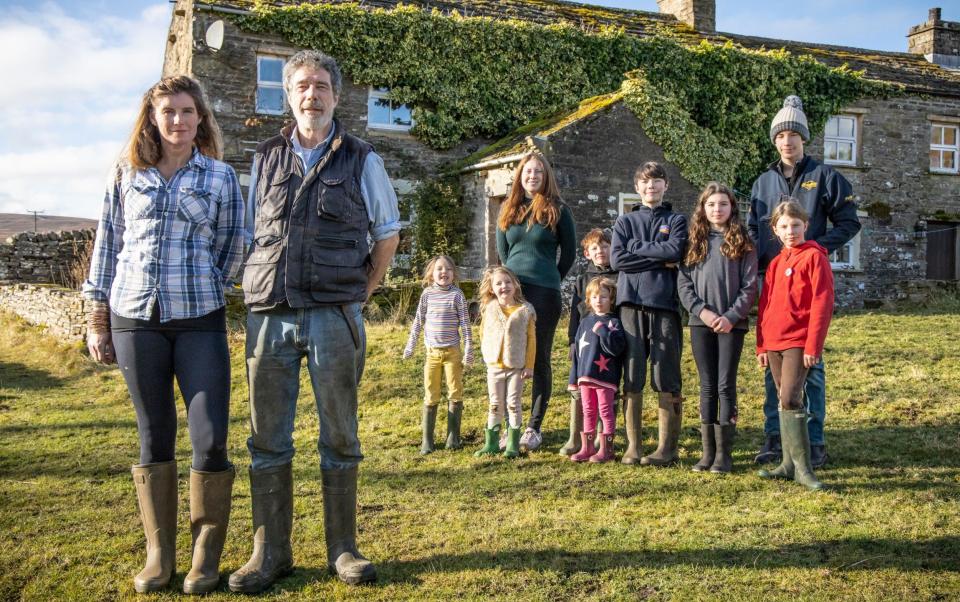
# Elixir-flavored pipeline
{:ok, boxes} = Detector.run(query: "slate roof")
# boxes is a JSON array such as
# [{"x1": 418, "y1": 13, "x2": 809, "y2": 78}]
[{"x1": 197, "y1": 0, "x2": 960, "y2": 97}]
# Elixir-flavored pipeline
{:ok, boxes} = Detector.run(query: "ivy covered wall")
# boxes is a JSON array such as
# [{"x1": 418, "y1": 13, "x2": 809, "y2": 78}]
[{"x1": 234, "y1": 1, "x2": 893, "y2": 191}]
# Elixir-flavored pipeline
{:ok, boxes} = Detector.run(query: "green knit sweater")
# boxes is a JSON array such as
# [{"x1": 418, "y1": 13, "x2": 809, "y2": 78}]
[{"x1": 496, "y1": 202, "x2": 577, "y2": 290}]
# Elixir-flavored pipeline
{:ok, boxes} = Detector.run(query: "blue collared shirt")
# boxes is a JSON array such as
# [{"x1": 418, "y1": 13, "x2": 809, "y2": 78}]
[
  {"x1": 244, "y1": 126, "x2": 401, "y2": 244},
  {"x1": 82, "y1": 150, "x2": 246, "y2": 321}
]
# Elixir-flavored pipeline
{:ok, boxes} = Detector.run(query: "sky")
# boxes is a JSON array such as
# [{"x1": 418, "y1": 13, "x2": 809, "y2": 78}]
[{"x1": 0, "y1": 0, "x2": 954, "y2": 219}]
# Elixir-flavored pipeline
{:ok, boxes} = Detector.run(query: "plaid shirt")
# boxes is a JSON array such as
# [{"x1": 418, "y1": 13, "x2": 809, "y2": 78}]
[{"x1": 83, "y1": 150, "x2": 245, "y2": 322}]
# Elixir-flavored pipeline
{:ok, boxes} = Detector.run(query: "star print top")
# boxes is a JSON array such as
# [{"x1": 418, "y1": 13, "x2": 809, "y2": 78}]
[{"x1": 568, "y1": 312, "x2": 627, "y2": 392}]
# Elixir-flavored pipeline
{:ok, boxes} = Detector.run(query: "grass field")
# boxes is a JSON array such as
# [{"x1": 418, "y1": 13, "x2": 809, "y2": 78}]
[{"x1": 1, "y1": 302, "x2": 958, "y2": 601}]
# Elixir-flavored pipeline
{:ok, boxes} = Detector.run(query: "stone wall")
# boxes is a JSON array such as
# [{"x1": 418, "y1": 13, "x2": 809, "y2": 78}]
[
  {"x1": 805, "y1": 94, "x2": 960, "y2": 306},
  {"x1": 0, "y1": 230, "x2": 95, "y2": 287},
  {"x1": 0, "y1": 283, "x2": 89, "y2": 342}
]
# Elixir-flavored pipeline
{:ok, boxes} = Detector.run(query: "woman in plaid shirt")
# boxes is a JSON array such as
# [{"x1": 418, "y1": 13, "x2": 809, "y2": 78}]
[{"x1": 82, "y1": 76, "x2": 244, "y2": 594}]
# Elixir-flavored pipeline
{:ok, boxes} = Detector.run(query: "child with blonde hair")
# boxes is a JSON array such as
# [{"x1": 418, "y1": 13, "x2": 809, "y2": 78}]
[
  {"x1": 403, "y1": 255, "x2": 474, "y2": 453},
  {"x1": 474, "y1": 267, "x2": 536, "y2": 459},
  {"x1": 756, "y1": 200, "x2": 833, "y2": 491},
  {"x1": 567, "y1": 277, "x2": 626, "y2": 462}
]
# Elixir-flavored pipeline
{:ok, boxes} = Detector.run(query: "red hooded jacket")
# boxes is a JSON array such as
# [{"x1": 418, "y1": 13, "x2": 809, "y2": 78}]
[{"x1": 757, "y1": 240, "x2": 834, "y2": 357}]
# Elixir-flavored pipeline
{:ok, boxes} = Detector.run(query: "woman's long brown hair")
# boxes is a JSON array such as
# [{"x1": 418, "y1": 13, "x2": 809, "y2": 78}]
[
  {"x1": 125, "y1": 75, "x2": 223, "y2": 169},
  {"x1": 497, "y1": 152, "x2": 562, "y2": 232},
  {"x1": 685, "y1": 182, "x2": 754, "y2": 265}
]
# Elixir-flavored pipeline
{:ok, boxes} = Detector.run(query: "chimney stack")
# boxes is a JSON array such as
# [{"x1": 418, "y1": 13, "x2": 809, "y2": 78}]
[
  {"x1": 908, "y1": 7, "x2": 960, "y2": 69},
  {"x1": 656, "y1": 0, "x2": 715, "y2": 33}
]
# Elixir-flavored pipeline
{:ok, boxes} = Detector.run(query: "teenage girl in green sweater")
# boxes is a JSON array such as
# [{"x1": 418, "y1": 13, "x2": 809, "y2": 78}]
[{"x1": 496, "y1": 152, "x2": 577, "y2": 451}]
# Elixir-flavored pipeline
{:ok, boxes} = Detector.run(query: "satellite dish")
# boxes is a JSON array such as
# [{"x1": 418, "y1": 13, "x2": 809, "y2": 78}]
[{"x1": 205, "y1": 20, "x2": 224, "y2": 52}]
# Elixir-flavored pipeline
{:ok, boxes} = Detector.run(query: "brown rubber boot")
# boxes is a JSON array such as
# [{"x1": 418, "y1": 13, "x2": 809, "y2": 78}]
[
  {"x1": 131, "y1": 461, "x2": 178, "y2": 593},
  {"x1": 559, "y1": 391, "x2": 584, "y2": 456},
  {"x1": 183, "y1": 466, "x2": 235, "y2": 594},
  {"x1": 621, "y1": 392, "x2": 643, "y2": 465},
  {"x1": 322, "y1": 466, "x2": 377, "y2": 585},
  {"x1": 640, "y1": 393, "x2": 683, "y2": 466},
  {"x1": 228, "y1": 464, "x2": 294, "y2": 593}
]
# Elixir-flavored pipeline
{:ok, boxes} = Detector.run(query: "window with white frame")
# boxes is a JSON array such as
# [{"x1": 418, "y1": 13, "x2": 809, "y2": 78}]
[
  {"x1": 824, "y1": 115, "x2": 857, "y2": 166},
  {"x1": 829, "y1": 210, "x2": 866, "y2": 271},
  {"x1": 367, "y1": 87, "x2": 414, "y2": 131},
  {"x1": 256, "y1": 55, "x2": 285, "y2": 115},
  {"x1": 930, "y1": 122, "x2": 959, "y2": 174},
  {"x1": 618, "y1": 192, "x2": 642, "y2": 218}
]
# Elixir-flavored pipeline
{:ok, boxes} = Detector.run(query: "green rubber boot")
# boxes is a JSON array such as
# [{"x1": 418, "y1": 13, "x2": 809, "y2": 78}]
[
  {"x1": 559, "y1": 391, "x2": 583, "y2": 456},
  {"x1": 758, "y1": 411, "x2": 794, "y2": 480},
  {"x1": 445, "y1": 401, "x2": 463, "y2": 450},
  {"x1": 474, "y1": 426, "x2": 500, "y2": 457},
  {"x1": 640, "y1": 393, "x2": 683, "y2": 467},
  {"x1": 782, "y1": 409, "x2": 825, "y2": 491},
  {"x1": 503, "y1": 427, "x2": 522, "y2": 459},
  {"x1": 420, "y1": 405, "x2": 438, "y2": 455}
]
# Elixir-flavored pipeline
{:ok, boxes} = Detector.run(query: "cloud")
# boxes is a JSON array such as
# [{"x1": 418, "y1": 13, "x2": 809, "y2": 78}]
[{"x1": 0, "y1": 2, "x2": 168, "y2": 219}]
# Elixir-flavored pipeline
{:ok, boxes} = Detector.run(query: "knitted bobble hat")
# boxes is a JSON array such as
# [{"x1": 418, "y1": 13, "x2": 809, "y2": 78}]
[{"x1": 770, "y1": 95, "x2": 810, "y2": 143}]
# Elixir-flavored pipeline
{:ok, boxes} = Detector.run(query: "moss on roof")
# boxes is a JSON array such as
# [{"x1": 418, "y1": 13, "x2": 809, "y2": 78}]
[{"x1": 456, "y1": 91, "x2": 624, "y2": 170}]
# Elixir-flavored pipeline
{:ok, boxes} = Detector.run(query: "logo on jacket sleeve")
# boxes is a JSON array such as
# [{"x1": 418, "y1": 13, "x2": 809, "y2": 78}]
[
  {"x1": 659, "y1": 225, "x2": 671, "y2": 235},
  {"x1": 801, "y1": 180, "x2": 818, "y2": 190}
]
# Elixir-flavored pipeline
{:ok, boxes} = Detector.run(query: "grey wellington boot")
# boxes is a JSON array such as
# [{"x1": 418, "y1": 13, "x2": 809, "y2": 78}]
[
  {"x1": 420, "y1": 404, "x2": 438, "y2": 454},
  {"x1": 183, "y1": 466, "x2": 235, "y2": 594},
  {"x1": 709, "y1": 424, "x2": 736, "y2": 474},
  {"x1": 228, "y1": 464, "x2": 294, "y2": 593},
  {"x1": 621, "y1": 392, "x2": 643, "y2": 465},
  {"x1": 782, "y1": 410, "x2": 825, "y2": 491},
  {"x1": 131, "y1": 461, "x2": 178, "y2": 593},
  {"x1": 445, "y1": 401, "x2": 463, "y2": 450},
  {"x1": 691, "y1": 423, "x2": 716, "y2": 472},
  {"x1": 559, "y1": 391, "x2": 584, "y2": 456},
  {"x1": 640, "y1": 393, "x2": 683, "y2": 466},
  {"x1": 322, "y1": 466, "x2": 377, "y2": 584}
]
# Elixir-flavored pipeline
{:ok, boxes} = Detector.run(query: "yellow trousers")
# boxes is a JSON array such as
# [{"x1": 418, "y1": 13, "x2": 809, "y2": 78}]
[{"x1": 424, "y1": 346, "x2": 464, "y2": 407}]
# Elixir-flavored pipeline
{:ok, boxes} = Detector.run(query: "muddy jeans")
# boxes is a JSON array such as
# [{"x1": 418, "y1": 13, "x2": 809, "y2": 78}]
[{"x1": 245, "y1": 303, "x2": 365, "y2": 471}]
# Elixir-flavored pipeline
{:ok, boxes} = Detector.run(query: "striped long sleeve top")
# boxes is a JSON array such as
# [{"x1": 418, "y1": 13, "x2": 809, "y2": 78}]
[{"x1": 403, "y1": 284, "x2": 474, "y2": 364}]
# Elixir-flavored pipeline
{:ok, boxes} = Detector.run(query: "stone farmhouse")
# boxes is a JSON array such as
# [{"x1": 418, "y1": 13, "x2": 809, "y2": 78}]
[{"x1": 162, "y1": 0, "x2": 960, "y2": 307}]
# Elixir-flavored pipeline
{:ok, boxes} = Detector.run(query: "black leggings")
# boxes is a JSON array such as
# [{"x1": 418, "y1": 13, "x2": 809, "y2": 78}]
[
  {"x1": 689, "y1": 326, "x2": 745, "y2": 425},
  {"x1": 521, "y1": 282, "x2": 562, "y2": 432},
  {"x1": 111, "y1": 318, "x2": 231, "y2": 472}
]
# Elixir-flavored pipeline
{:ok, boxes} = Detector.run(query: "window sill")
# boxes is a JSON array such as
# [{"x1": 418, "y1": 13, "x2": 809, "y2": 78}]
[
  {"x1": 365, "y1": 126, "x2": 416, "y2": 140},
  {"x1": 928, "y1": 170, "x2": 959, "y2": 176},
  {"x1": 831, "y1": 265, "x2": 863, "y2": 274}
]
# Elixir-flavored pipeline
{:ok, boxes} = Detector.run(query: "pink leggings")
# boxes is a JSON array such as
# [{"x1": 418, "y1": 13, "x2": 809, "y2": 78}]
[{"x1": 579, "y1": 385, "x2": 616, "y2": 435}]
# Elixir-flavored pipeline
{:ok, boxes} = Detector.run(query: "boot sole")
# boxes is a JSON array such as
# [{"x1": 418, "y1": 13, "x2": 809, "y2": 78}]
[
  {"x1": 134, "y1": 577, "x2": 173, "y2": 594},
  {"x1": 183, "y1": 577, "x2": 220, "y2": 595},
  {"x1": 329, "y1": 564, "x2": 377, "y2": 585}
]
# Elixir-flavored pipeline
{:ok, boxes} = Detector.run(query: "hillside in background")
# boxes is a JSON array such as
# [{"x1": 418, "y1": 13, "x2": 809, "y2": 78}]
[{"x1": 0, "y1": 214, "x2": 97, "y2": 240}]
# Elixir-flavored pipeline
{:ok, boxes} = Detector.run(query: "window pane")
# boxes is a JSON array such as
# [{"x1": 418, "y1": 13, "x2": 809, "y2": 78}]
[
  {"x1": 368, "y1": 96, "x2": 392, "y2": 125},
  {"x1": 259, "y1": 58, "x2": 283, "y2": 83},
  {"x1": 945, "y1": 151, "x2": 957, "y2": 170},
  {"x1": 838, "y1": 142, "x2": 853, "y2": 163},
  {"x1": 825, "y1": 117, "x2": 838, "y2": 137},
  {"x1": 932, "y1": 125, "x2": 943, "y2": 146},
  {"x1": 930, "y1": 150, "x2": 942, "y2": 169},
  {"x1": 825, "y1": 141, "x2": 837, "y2": 161},
  {"x1": 390, "y1": 102, "x2": 413, "y2": 127},
  {"x1": 256, "y1": 87, "x2": 284, "y2": 113},
  {"x1": 839, "y1": 117, "x2": 855, "y2": 138},
  {"x1": 945, "y1": 126, "x2": 957, "y2": 147}
]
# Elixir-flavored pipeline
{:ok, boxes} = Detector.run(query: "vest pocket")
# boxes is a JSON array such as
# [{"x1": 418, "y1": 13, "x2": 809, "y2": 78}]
[
  {"x1": 259, "y1": 172, "x2": 291, "y2": 221},
  {"x1": 242, "y1": 237, "x2": 284, "y2": 305},
  {"x1": 318, "y1": 177, "x2": 353, "y2": 223},
  {"x1": 309, "y1": 236, "x2": 368, "y2": 300}
]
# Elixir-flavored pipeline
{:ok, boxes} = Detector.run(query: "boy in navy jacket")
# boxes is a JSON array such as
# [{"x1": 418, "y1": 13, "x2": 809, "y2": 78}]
[{"x1": 611, "y1": 161, "x2": 688, "y2": 466}]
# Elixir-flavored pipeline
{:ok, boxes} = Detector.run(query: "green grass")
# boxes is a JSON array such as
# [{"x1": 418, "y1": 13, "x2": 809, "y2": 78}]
[{"x1": 1, "y1": 306, "x2": 958, "y2": 601}]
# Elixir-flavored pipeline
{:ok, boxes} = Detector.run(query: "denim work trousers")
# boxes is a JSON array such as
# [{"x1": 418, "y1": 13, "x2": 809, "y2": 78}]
[
  {"x1": 245, "y1": 303, "x2": 365, "y2": 471},
  {"x1": 423, "y1": 346, "x2": 464, "y2": 406},
  {"x1": 762, "y1": 359, "x2": 826, "y2": 444}
]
